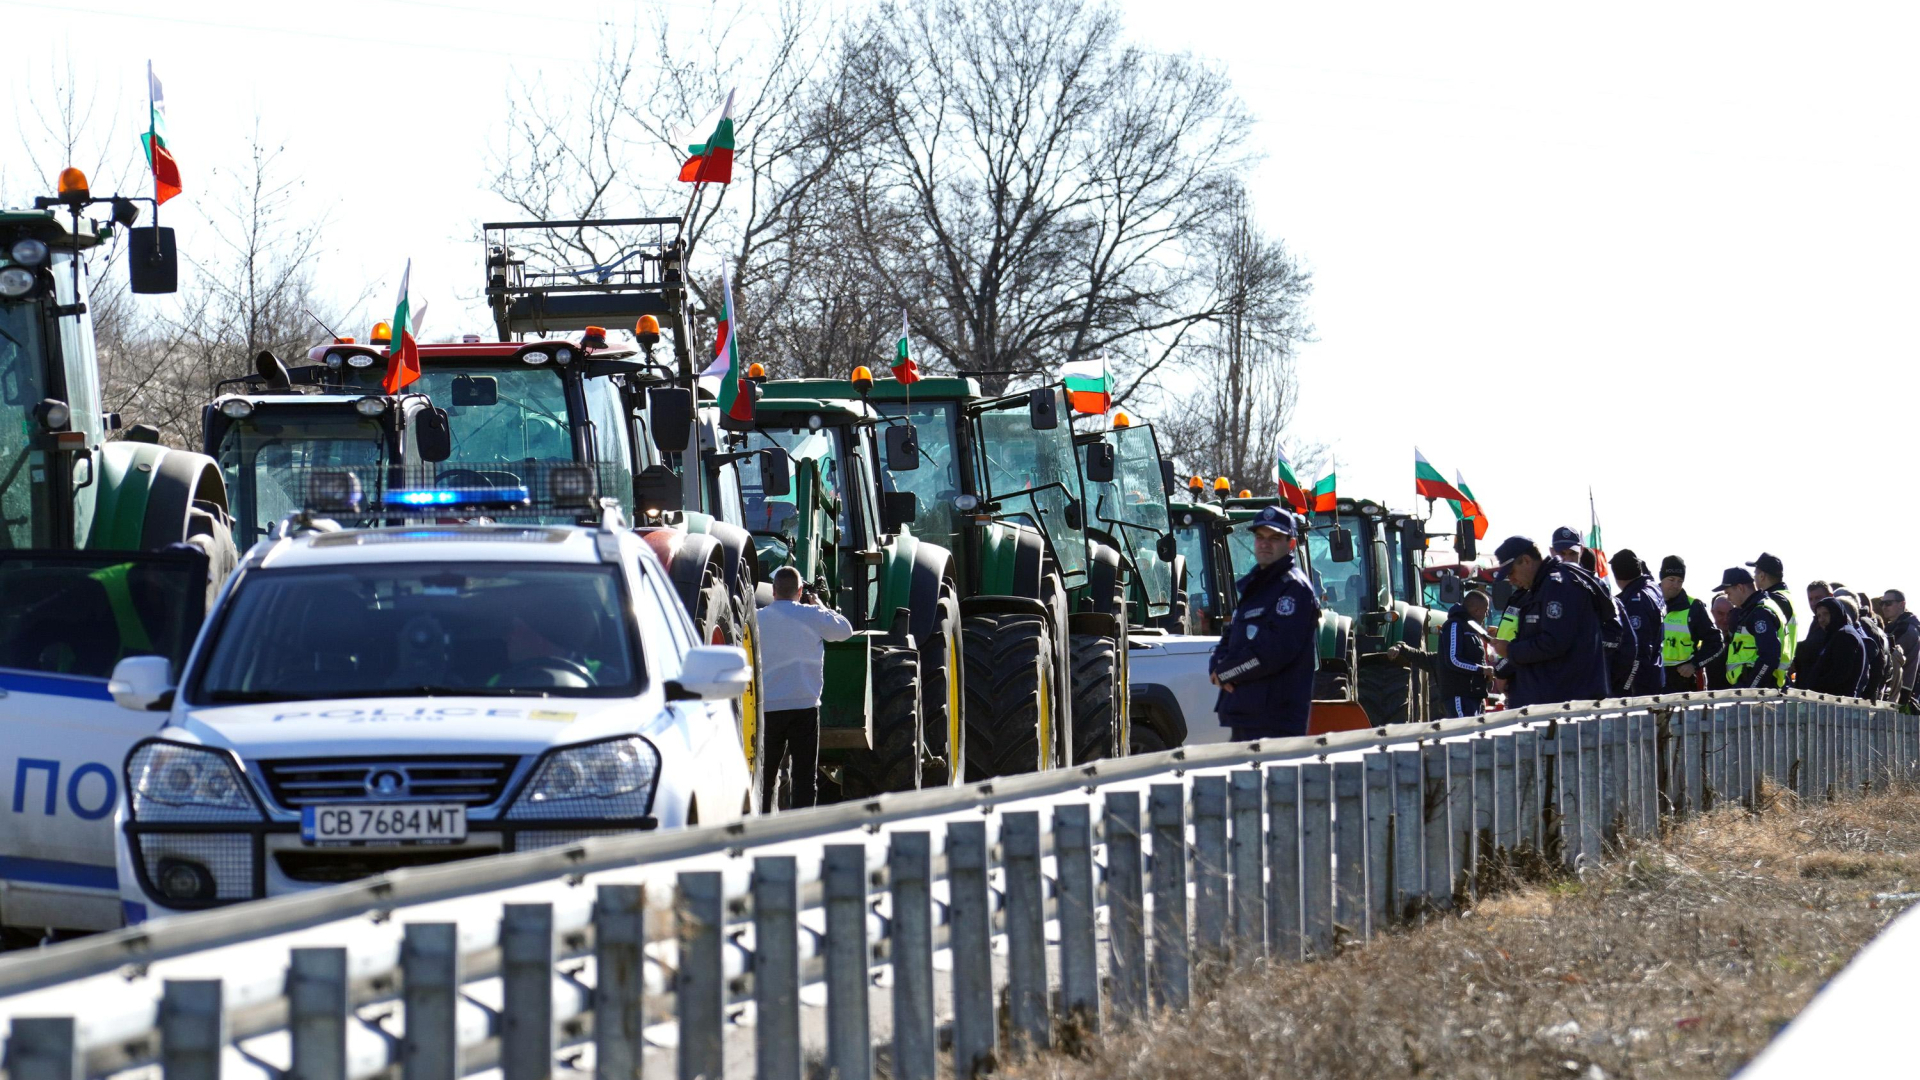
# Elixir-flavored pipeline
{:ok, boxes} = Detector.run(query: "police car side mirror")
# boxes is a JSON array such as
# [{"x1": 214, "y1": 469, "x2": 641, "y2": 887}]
[
  {"x1": 1329, "y1": 527, "x2": 1355, "y2": 563},
  {"x1": 667, "y1": 645, "x2": 752, "y2": 702},
  {"x1": 109, "y1": 655, "x2": 174, "y2": 712},
  {"x1": 1455, "y1": 519, "x2": 1477, "y2": 562},
  {"x1": 415, "y1": 407, "x2": 452, "y2": 463}
]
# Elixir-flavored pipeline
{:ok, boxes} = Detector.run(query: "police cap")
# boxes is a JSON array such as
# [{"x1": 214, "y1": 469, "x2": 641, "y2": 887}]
[
  {"x1": 1491, "y1": 535, "x2": 1540, "y2": 579},
  {"x1": 1714, "y1": 567, "x2": 1755, "y2": 592},
  {"x1": 1244, "y1": 504, "x2": 1298, "y2": 535},
  {"x1": 1550, "y1": 526, "x2": 1582, "y2": 551},
  {"x1": 1747, "y1": 552, "x2": 1784, "y2": 579},
  {"x1": 1660, "y1": 555, "x2": 1686, "y2": 581}
]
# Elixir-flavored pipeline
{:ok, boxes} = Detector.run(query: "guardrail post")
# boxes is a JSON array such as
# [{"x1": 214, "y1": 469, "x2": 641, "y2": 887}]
[
  {"x1": 1820, "y1": 701, "x2": 1835, "y2": 799},
  {"x1": 1422, "y1": 743, "x2": 1453, "y2": 911},
  {"x1": 1149, "y1": 784, "x2": 1191, "y2": 1009},
  {"x1": 1555, "y1": 721, "x2": 1583, "y2": 865},
  {"x1": 1446, "y1": 742, "x2": 1473, "y2": 898},
  {"x1": 824, "y1": 844, "x2": 873, "y2": 1080},
  {"x1": 1052, "y1": 804, "x2": 1100, "y2": 1031},
  {"x1": 1002, "y1": 812, "x2": 1050, "y2": 1053},
  {"x1": 675, "y1": 873, "x2": 724, "y2": 1080},
  {"x1": 1597, "y1": 716, "x2": 1620, "y2": 845},
  {"x1": 289, "y1": 946, "x2": 348, "y2": 1080},
  {"x1": 160, "y1": 979, "x2": 224, "y2": 1080},
  {"x1": 751, "y1": 857, "x2": 802, "y2": 1080},
  {"x1": 1641, "y1": 713, "x2": 1660, "y2": 831},
  {"x1": 1682, "y1": 708, "x2": 1703, "y2": 818},
  {"x1": 402, "y1": 923, "x2": 460, "y2": 1080},
  {"x1": 5, "y1": 1017, "x2": 80, "y2": 1080},
  {"x1": 1470, "y1": 740, "x2": 1493, "y2": 893},
  {"x1": 1390, "y1": 750, "x2": 1424, "y2": 922},
  {"x1": 1622, "y1": 715, "x2": 1643, "y2": 835},
  {"x1": 1229, "y1": 771, "x2": 1266, "y2": 955},
  {"x1": 1299, "y1": 763, "x2": 1334, "y2": 958},
  {"x1": 1192, "y1": 775, "x2": 1230, "y2": 956},
  {"x1": 595, "y1": 884, "x2": 647, "y2": 1080},
  {"x1": 1333, "y1": 761, "x2": 1366, "y2": 941},
  {"x1": 1578, "y1": 719, "x2": 1602, "y2": 857},
  {"x1": 1103, "y1": 791, "x2": 1148, "y2": 1025},
  {"x1": 1265, "y1": 766, "x2": 1304, "y2": 961},
  {"x1": 886, "y1": 836, "x2": 936, "y2": 1080},
  {"x1": 1363, "y1": 754, "x2": 1390, "y2": 938},
  {"x1": 948, "y1": 819, "x2": 996, "y2": 1073},
  {"x1": 502, "y1": 903, "x2": 555, "y2": 1080},
  {"x1": 1711, "y1": 705, "x2": 1730, "y2": 806},
  {"x1": 1728, "y1": 704, "x2": 1746, "y2": 807},
  {"x1": 1516, "y1": 729, "x2": 1541, "y2": 854},
  {"x1": 1491, "y1": 736, "x2": 1516, "y2": 860},
  {"x1": 1794, "y1": 700, "x2": 1811, "y2": 799}
]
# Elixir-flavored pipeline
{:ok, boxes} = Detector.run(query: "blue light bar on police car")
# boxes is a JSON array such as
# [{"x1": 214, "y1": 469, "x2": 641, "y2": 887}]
[{"x1": 382, "y1": 486, "x2": 532, "y2": 508}]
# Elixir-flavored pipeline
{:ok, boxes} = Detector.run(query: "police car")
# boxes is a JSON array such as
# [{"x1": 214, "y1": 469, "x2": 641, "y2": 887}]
[{"x1": 96, "y1": 490, "x2": 751, "y2": 924}]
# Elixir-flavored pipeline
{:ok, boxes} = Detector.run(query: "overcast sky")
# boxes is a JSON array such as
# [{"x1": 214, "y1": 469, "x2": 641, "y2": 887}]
[{"x1": 9, "y1": 0, "x2": 1918, "y2": 595}]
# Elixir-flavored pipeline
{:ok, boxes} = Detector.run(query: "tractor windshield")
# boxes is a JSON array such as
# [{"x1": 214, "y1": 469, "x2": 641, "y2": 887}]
[
  {"x1": 216, "y1": 410, "x2": 388, "y2": 545},
  {"x1": 0, "y1": 299, "x2": 48, "y2": 550},
  {"x1": 1082, "y1": 424, "x2": 1173, "y2": 612},
  {"x1": 975, "y1": 398, "x2": 1086, "y2": 581},
  {"x1": 1173, "y1": 515, "x2": 1219, "y2": 623},
  {"x1": 739, "y1": 425, "x2": 849, "y2": 541},
  {"x1": 871, "y1": 400, "x2": 963, "y2": 552},
  {"x1": 414, "y1": 366, "x2": 573, "y2": 472},
  {"x1": 1306, "y1": 520, "x2": 1370, "y2": 620}
]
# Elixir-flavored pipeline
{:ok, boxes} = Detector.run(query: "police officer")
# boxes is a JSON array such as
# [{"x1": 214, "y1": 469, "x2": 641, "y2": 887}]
[
  {"x1": 1488, "y1": 536, "x2": 1610, "y2": 708},
  {"x1": 1749, "y1": 553, "x2": 1797, "y2": 675},
  {"x1": 1549, "y1": 526, "x2": 1635, "y2": 693},
  {"x1": 1610, "y1": 549, "x2": 1666, "y2": 696},
  {"x1": 1211, "y1": 505, "x2": 1321, "y2": 739},
  {"x1": 1717, "y1": 567, "x2": 1785, "y2": 688},
  {"x1": 1657, "y1": 555, "x2": 1723, "y2": 692}
]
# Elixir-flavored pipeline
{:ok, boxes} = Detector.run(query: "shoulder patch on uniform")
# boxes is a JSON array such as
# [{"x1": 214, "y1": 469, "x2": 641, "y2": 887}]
[
  {"x1": 1755, "y1": 618, "x2": 1769, "y2": 633},
  {"x1": 1242, "y1": 606, "x2": 1264, "y2": 618},
  {"x1": 1278, "y1": 597, "x2": 1296, "y2": 616},
  {"x1": 1546, "y1": 601, "x2": 1564, "y2": 619},
  {"x1": 1631, "y1": 615, "x2": 1642, "y2": 629}
]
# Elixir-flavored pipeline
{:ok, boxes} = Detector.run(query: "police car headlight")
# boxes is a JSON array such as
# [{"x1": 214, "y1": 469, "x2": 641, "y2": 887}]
[
  {"x1": 127, "y1": 742, "x2": 262, "y2": 822},
  {"x1": 506, "y1": 736, "x2": 660, "y2": 820}
]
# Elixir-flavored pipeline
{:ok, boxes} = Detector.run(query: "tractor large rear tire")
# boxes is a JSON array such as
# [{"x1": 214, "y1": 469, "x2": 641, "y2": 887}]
[
  {"x1": 836, "y1": 646, "x2": 923, "y2": 799},
  {"x1": 962, "y1": 612, "x2": 1054, "y2": 780},
  {"x1": 920, "y1": 587, "x2": 966, "y2": 787},
  {"x1": 1069, "y1": 633, "x2": 1121, "y2": 764},
  {"x1": 1358, "y1": 657, "x2": 1415, "y2": 727}
]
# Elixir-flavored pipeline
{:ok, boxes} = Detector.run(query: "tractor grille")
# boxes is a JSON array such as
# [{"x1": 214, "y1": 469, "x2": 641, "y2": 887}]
[{"x1": 259, "y1": 756, "x2": 520, "y2": 810}]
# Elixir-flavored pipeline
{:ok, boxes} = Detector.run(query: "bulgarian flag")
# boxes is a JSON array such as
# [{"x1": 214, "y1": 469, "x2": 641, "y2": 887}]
[
  {"x1": 1588, "y1": 488, "x2": 1607, "y2": 578},
  {"x1": 1449, "y1": 467, "x2": 1488, "y2": 540},
  {"x1": 1061, "y1": 356, "x2": 1110, "y2": 415},
  {"x1": 700, "y1": 264, "x2": 754, "y2": 427},
  {"x1": 380, "y1": 260, "x2": 420, "y2": 394},
  {"x1": 1414, "y1": 446, "x2": 1465, "y2": 503},
  {"x1": 141, "y1": 61, "x2": 182, "y2": 205},
  {"x1": 677, "y1": 89, "x2": 736, "y2": 184},
  {"x1": 1310, "y1": 471, "x2": 1337, "y2": 513},
  {"x1": 892, "y1": 309, "x2": 920, "y2": 384},
  {"x1": 1273, "y1": 446, "x2": 1309, "y2": 513}
]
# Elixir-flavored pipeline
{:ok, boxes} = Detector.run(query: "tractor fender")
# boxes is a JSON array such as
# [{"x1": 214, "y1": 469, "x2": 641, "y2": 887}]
[
  {"x1": 960, "y1": 595, "x2": 1051, "y2": 621},
  {"x1": 1068, "y1": 610, "x2": 1123, "y2": 639},
  {"x1": 875, "y1": 532, "x2": 957, "y2": 651},
  {"x1": 683, "y1": 512, "x2": 758, "y2": 594},
  {"x1": 1085, "y1": 541, "x2": 1124, "y2": 617},
  {"x1": 646, "y1": 528, "x2": 726, "y2": 617},
  {"x1": 91, "y1": 442, "x2": 230, "y2": 552},
  {"x1": 975, "y1": 521, "x2": 1046, "y2": 599},
  {"x1": 1129, "y1": 682, "x2": 1190, "y2": 748}
]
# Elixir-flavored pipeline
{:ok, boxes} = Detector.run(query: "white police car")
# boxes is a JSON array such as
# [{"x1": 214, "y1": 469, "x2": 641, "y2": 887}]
[{"x1": 104, "y1": 498, "x2": 751, "y2": 922}]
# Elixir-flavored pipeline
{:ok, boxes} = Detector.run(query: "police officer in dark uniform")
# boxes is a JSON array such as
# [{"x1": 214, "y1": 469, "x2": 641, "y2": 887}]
[
  {"x1": 1488, "y1": 536, "x2": 1610, "y2": 708},
  {"x1": 1717, "y1": 567, "x2": 1785, "y2": 688},
  {"x1": 1211, "y1": 505, "x2": 1321, "y2": 739},
  {"x1": 1657, "y1": 555, "x2": 1724, "y2": 692},
  {"x1": 1610, "y1": 549, "x2": 1666, "y2": 696}
]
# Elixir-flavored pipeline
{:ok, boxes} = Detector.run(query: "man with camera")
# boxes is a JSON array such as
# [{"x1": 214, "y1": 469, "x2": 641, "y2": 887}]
[{"x1": 757, "y1": 566, "x2": 854, "y2": 808}]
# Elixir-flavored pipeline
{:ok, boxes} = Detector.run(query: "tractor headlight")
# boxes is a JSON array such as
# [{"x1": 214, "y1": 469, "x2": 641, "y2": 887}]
[
  {"x1": 346, "y1": 353, "x2": 375, "y2": 369},
  {"x1": 354, "y1": 396, "x2": 388, "y2": 416},
  {"x1": 0, "y1": 267, "x2": 35, "y2": 298},
  {"x1": 506, "y1": 736, "x2": 659, "y2": 820},
  {"x1": 9, "y1": 238, "x2": 49, "y2": 267},
  {"x1": 807, "y1": 413, "x2": 823, "y2": 431},
  {"x1": 554, "y1": 347, "x2": 574, "y2": 366},
  {"x1": 219, "y1": 399, "x2": 254, "y2": 420},
  {"x1": 324, "y1": 352, "x2": 345, "y2": 369},
  {"x1": 523, "y1": 350, "x2": 551, "y2": 365},
  {"x1": 127, "y1": 742, "x2": 262, "y2": 823},
  {"x1": 953, "y1": 493, "x2": 979, "y2": 511}
]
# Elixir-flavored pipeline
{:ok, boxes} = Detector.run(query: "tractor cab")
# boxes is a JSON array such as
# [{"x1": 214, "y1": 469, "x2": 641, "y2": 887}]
[
  {"x1": 1168, "y1": 498, "x2": 1234, "y2": 635},
  {"x1": 1074, "y1": 415, "x2": 1184, "y2": 632}
]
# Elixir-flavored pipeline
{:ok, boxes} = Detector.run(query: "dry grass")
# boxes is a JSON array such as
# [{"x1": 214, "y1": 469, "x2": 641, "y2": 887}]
[{"x1": 1006, "y1": 787, "x2": 1920, "y2": 1080}]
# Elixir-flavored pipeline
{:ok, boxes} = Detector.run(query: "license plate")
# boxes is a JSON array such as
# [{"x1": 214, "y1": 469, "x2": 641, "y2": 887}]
[{"x1": 300, "y1": 804, "x2": 467, "y2": 846}]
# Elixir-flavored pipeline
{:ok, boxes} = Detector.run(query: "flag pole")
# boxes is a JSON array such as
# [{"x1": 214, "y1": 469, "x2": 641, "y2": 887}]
[{"x1": 146, "y1": 60, "x2": 160, "y2": 229}]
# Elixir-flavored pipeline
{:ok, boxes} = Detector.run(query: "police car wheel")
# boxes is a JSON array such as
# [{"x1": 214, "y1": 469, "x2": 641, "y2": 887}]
[
  {"x1": 837, "y1": 646, "x2": 923, "y2": 798},
  {"x1": 1068, "y1": 632, "x2": 1121, "y2": 763},
  {"x1": 961, "y1": 611, "x2": 1052, "y2": 780}
]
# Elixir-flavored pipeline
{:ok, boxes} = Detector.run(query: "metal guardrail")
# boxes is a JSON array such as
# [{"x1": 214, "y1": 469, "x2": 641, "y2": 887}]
[{"x1": 0, "y1": 689, "x2": 1908, "y2": 1080}]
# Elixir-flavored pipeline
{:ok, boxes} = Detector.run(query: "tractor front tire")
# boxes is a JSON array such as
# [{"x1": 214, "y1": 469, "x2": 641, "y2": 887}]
[
  {"x1": 1069, "y1": 633, "x2": 1121, "y2": 764},
  {"x1": 962, "y1": 612, "x2": 1054, "y2": 780},
  {"x1": 1358, "y1": 657, "x2": 1415, "y2": 727},
  {"x1": 836, "y1": 646, "x2": 923, "y2": 799}
]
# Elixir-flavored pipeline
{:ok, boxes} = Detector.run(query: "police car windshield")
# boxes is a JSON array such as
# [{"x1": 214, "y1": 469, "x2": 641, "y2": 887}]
[
  {"x1": 217, "y1": 412, "x2": 387, "y2": 546},
  {"x1": 193, "y1": 562, "x2": 642, "y2": 702}
]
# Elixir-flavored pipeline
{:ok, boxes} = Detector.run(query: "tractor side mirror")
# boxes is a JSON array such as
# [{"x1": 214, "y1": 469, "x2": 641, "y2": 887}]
[
  {"x1": 1064, "y1": 499, "x2": 1083, "y2": 531},
  {"x1": 884, "y1": 423, "x2": 919, "y2": 471},
  {"x1": 1455, "y1": 518, "x2": 1478, "y2": 562},
  {"x1": 760, "y1": 449, "x2": 792, "y2": 498},
  {"x1": 127, "y1": 226, "x2": 178, "y2": 294},
  {"x1": 451, "y1": 375, "x2": 498, "y2": 407},
  {"x1": 1028, "y1": 388, "x2": 1058, "y2": 430},
  {"x1": 1084, "y1": 440, "x2": 1116, "y2": 484},
  {"x1": 633, "y1": 464, "x2": 685, "y2": 515},
  {"x1": 415, "y1": 407, "x2": 452, "y2": 463},
  {"x1": 648, "y1": 387, "x2": 693, "y2": 453},
  {"x1": 1156, "y1": 533, "x2": 1176, "y2": 562},
  {"x1": 1436, "y1": 573, "x2": 1464, "y2": 605},
  {"x1": 1160, "y1": 458, "x2": 1177, "y2": 497},
  {"x1": 1329, "y1": 526, "x2": 1356, "y2": 563},
  {"x1": 881, "y1": 491, "x2": 919, "y2": 532}
]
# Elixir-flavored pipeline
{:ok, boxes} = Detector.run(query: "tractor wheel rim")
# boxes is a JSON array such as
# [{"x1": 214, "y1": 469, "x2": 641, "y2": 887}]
[
  {"x1": 945, "y1": 627, "x2": 962, "y2": 784},
  {"x1": 740, "y1": 617, "x2": 759, "y2": 784},
  {"x1": 1037, "y1": 656, "x2": 1053, "y2": 771}
]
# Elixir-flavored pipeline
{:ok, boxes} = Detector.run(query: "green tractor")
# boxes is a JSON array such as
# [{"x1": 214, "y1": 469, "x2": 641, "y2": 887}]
[
  {"x1": 732, "y1": 389, "x2": 964, "y2": 797},
  {"x1": 858, "y1": 376, "x2": 1131, "y2": 777},
  {"x1": 1168, "y1": 489, "x2": 1237, "y2": 636},
  {"x1": 2, "y1": 187, "x2": 232, "y2": 559}
]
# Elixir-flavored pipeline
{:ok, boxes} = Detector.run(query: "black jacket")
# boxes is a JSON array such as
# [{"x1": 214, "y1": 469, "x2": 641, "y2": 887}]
[
  {"x1": 1616, "y1": 574, "x2": 1665, "y2": 696},
  {"x1": 1804, "y1": 597, "x2": 1867, "y2": 697},
  {"x1": 1211, "y1": 554, "x2": 1321, "y2": 736},
  {"x1": 1435, "y1": 603, "x2": 1490, "y2": 713},
  {"x1": 1860, "y1": 615, "x2": 1891, "y2": 698},
  {"x1": 1506, "y1": 562, "x2": 1612, "y2": 707}
]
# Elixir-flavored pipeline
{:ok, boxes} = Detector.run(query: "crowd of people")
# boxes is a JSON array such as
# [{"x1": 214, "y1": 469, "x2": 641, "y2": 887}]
[{"x1": 1207, "y1": 506, "x2": 1920, "y2": 740}]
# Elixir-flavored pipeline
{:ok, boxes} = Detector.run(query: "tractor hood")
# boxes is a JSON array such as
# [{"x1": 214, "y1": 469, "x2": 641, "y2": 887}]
[{"x1": 167, "y1": 693, "x2": 670, "y2": 759}]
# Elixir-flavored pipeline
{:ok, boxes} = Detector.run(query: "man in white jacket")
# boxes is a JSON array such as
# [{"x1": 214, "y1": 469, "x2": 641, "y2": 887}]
[{"x1": 756, "y1": 566, "x2": 854, "y2": 807}]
